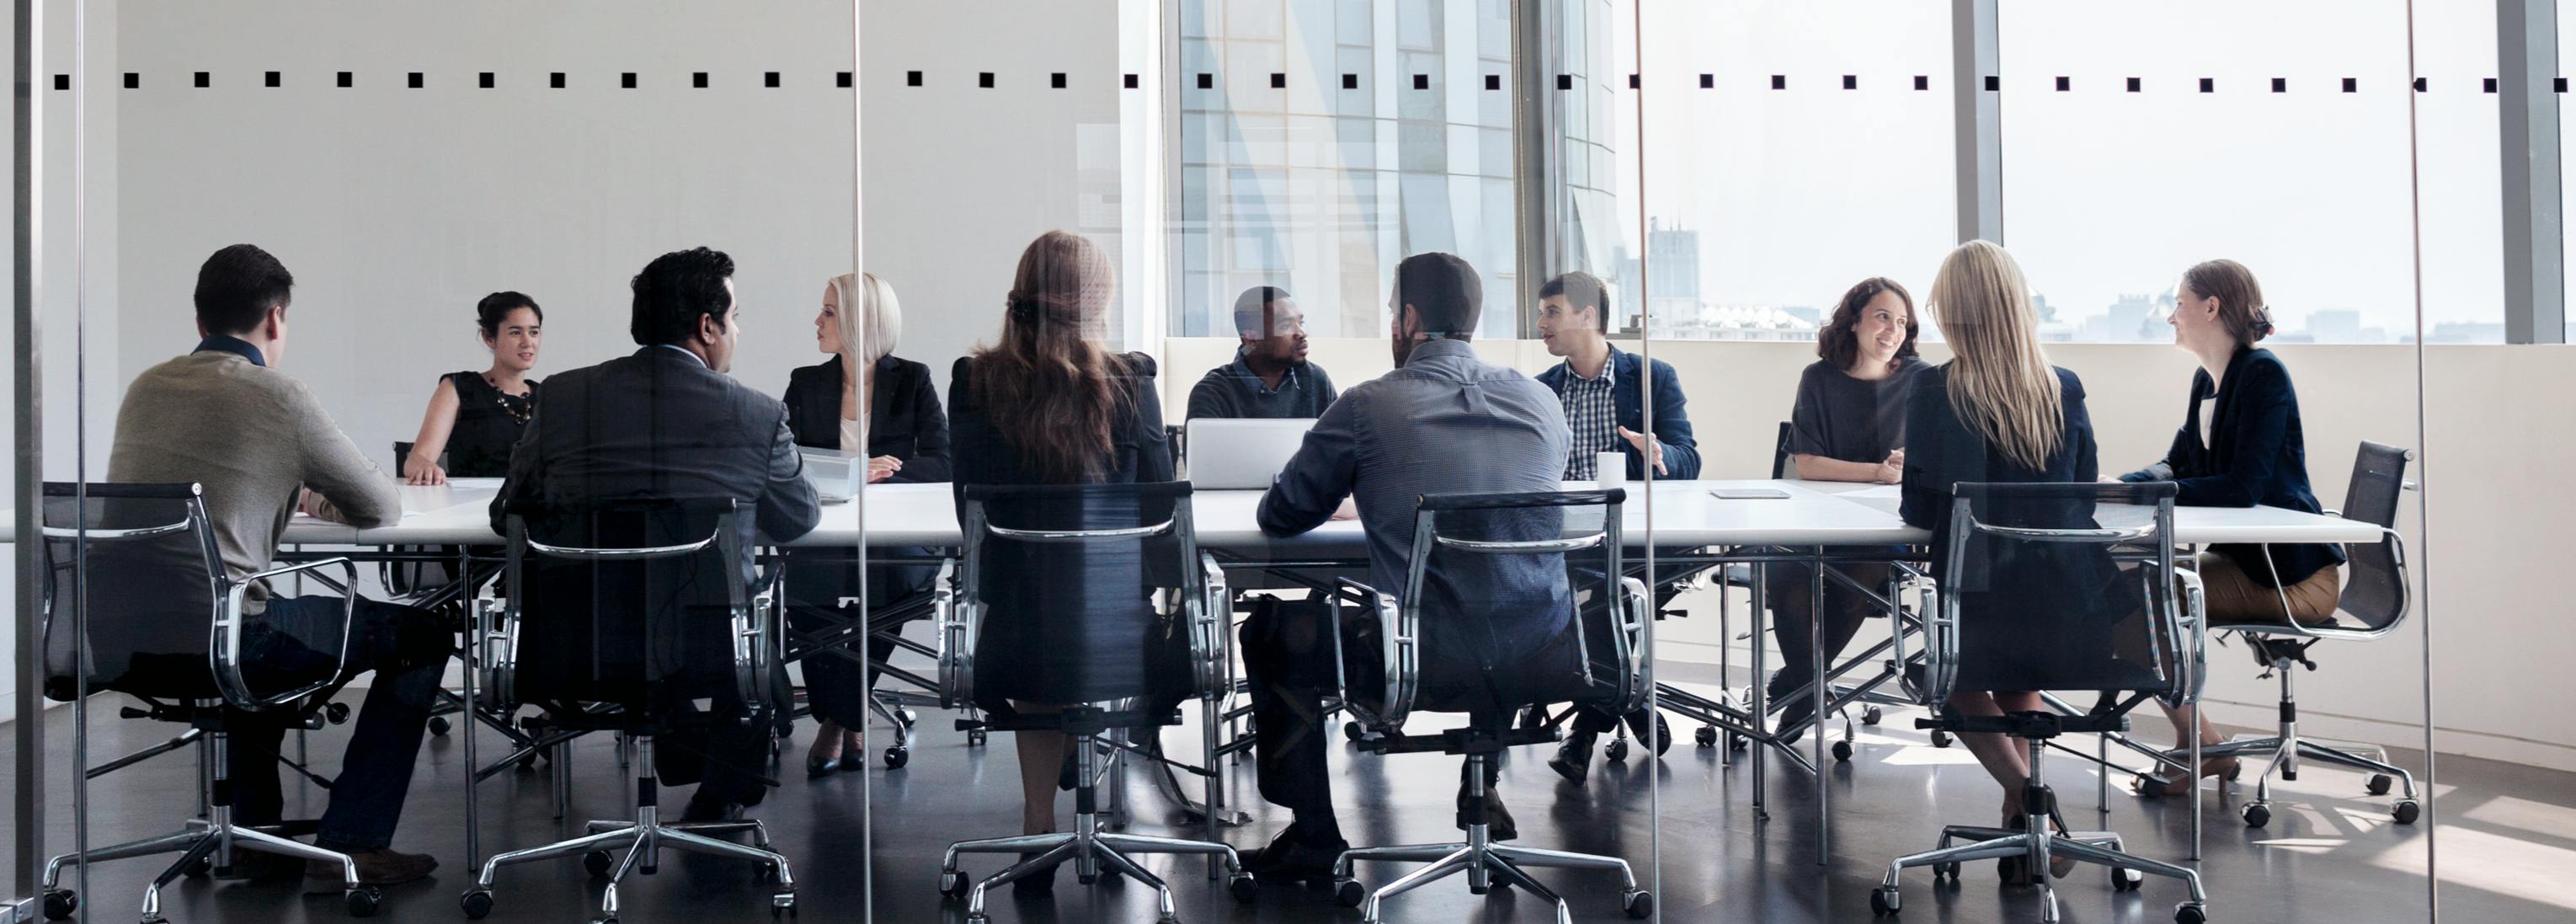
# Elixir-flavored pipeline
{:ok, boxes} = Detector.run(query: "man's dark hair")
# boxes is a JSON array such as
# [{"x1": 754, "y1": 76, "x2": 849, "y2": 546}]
[
  {"x1": 193, "y1": 243, "x2": 294, "y2": 335},
  {"x1": 1539, "y1": 270, "x2": 1611, "y2": 334},
  {"x1": 1393, "y1": 252, "x2": 1481, "y2": 339},
  {"x1": 1231, "y1": 285, "x2": 1289, "y2": 336},
  {"x1": 629, "y1": 247, "x2": 736, "y2": 346}
]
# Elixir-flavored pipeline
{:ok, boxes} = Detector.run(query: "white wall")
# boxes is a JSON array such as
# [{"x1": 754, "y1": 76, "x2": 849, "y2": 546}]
[{"x1": 1163, "y1": 335, "x2": 2576, "y2": 772}]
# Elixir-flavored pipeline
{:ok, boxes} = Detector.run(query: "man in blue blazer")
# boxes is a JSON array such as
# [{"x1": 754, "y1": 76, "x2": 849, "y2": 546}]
[
  {"x1": 1532, "y1": 270, "x2": 1700, "y2": 482},
  {"x1": 1530, "y1": 270, "x2": 1699, "y2": 783}
]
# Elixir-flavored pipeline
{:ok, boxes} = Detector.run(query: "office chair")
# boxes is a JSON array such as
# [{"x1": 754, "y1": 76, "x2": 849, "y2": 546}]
[
  {"x1": 1871, "y1": 481, "x2": 2209, "y2": 924},
  {"x1": 460, "y1": 499, "x2": 795, "y2": 923},
  {"x1": 35, "y1": 482, "x2": 382, "y2": 921},
  {"x1": 933, "y1": 481, "x2": 1255, "y2": 924},
  {"x1": 2147, "y1": 441, "x2": 2422, "y2": 828},
  {"x1": 1329, "y1": 489, "x2": 1655, "y2": 924}
]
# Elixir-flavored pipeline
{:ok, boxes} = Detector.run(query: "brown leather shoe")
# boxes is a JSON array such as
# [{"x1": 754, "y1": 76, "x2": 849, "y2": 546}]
[{"x1": 305, "y1": 848, "x2": 438, "y2": 889}]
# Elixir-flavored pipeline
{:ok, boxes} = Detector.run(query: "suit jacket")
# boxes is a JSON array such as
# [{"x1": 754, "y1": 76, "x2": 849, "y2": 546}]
[
  {"x1": 2119, "y1": 348, "x2": 2344, "y2": 587},
  {"x1": 490, "y1": 348, "x2": 820, "y2": 690},
  {"x1": 782, "y1": 355, "x2": 952, "y2": 482},
  {"x1": 1533, "y1": 344, "x2": 1702, "y2": 481}
]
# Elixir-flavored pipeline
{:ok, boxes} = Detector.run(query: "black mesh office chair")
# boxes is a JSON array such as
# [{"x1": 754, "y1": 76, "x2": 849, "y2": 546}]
[
  {"x1": 1328, "y1": 489, "x2": 1654, "y2": 924},
  {"x1": 932, "y1": 482, "x2": 1254, "y2": 924},
  {"x1": 2163, "y1": 441, "x2": 2421, "y2": 828},
  {"x1": 460, "y1": 499, "x2": 794, "y2": 923},
  {"x1": 1871, "y1": 481, "x2": 2209, "y2": 924},
  {"x1": 35, "y1": 483, "x2": 382, "y2": 921}
]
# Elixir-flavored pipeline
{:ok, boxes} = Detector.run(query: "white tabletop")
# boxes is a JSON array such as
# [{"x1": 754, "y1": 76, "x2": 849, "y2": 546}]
[{"x1": 49, "y1": 476, "x2": 2367, "y2": 552}]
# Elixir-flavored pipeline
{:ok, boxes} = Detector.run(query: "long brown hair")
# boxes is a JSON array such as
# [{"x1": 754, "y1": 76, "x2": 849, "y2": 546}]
[
  {"x1": 1928, "y1": 241, "x2": 2063, "y2": 471},
  {"x1": 1816, "y1": 276, "x2": 1919, "y2": 372},
  {"x1": 2181, "y1": 259, "x2": 2274, "y2": 346},
  {"x1": 969, "y1": 231, "x2": 1128, "y2": 482}
]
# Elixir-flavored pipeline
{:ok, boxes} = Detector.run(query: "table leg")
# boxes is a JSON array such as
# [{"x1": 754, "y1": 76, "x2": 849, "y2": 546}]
[{"x1": 1812, "y1": 550, "x2": 1830, "y2": 866}]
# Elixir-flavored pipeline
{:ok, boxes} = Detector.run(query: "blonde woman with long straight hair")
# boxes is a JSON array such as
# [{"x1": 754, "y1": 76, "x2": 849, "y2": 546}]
[
  {"x1": 781, "y1": 271, "x2": 951, "y2": 777},
  {"x1": 1896, "y1": 240, "x2": 2102, "y2": 883}
]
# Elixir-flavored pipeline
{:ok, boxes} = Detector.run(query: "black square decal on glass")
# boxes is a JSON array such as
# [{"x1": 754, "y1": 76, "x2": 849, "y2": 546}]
[
  {"x1": 838, "y1": 72, "x2": 854, "y2": 88},
  {"x1": 2200, "y1": 77, "x2": 2215, "y2": 93},
  {"x1": 2127, "y1": 77, "x2": 2142, "y2": 93},
  {"x1": 195, "y1": 72, "x2": 211, "y2": 88},
  {"x1": 978, "y1": 72, "x2": 994, "y2": 88},
  {"x1": 123, "y1": 72, "x2": 138, "y2": 89},
  {"x1": 1271, "y1": 72, "x2": 1286, "y2": 88},
  {"x1": 621, "y1": 72, "x2": 637, "y2": 88},
  {"x1": 1197, "y1": 73, "x2": 1213, "y2": 89},
  {"x1": 1559, "y1": 74, "x2": 1573, "y2": 90},
  {"x1": 337, "y1": 72, "x2": 353, "y2": 88},
  {"x1": 2557, "y1": 77, "x2": 2568, "y2": 93},
  {"x1": 1413, "y1": 74, "x2": 1429, "y2": 90},
  {"x1": 2271, "y1": 77, "x2": 2286, "y2": 93},
  {"x1": 1053, "y1": 72, "x2": 1068, "y2": 88},
  {"x1": 2055, "y1": 76, "x2": 2069, "y2": 92},
  {"x1": 2485, "y1": 77, "x2": 2499, "y2": 93},
  {"x1": 267, "y1": 71, "x2": 282, "y2": 88},
  {"x1": 550, "y1": 72, "x2": 565, "y2": 88},
  {"x1": 408, "y1": 72, "x2": 424, "y2": 88},
  {"x1": 1341, "y1": 73, "x2": 1357, "y2": 89},
  {"x1": 1699, "y1": 73, "x2": 1713, "y2": 89},
  {"x1": 2344, "y1": 77, "x2": 2358, "y2": 93},
  {"x1": 2413, "y1": 77, "x2": 2428, "y2": 92},
  {"x1": 1484, "y1": 74, "x2": 1500, "y2": 91},
  {"x1": 53, "y1": 74, "x2": 67, "y2": 91},
  {"x1": 1770, "y1": 74, "x2": 1785, "y2": 89},
  {"x1": 1628, "y1": 73, "x2": 1639, "y2": 88},
  {"x1": 1128, "y1": 73, "x2": 1142, "y2": 88},
  {"x1": 693, "y1": 72, "x2": 709, "y2": 88},
  {"x1": 906, "y1": 71, "x2": 922, "y2": 86},
  {"x1": 765, "y1": 72, "x2": 781, "y2": 88},
  {"x1": 1843, "y1": 74, "x2": 1857, "y2": 90},
  {"x1": 480, "y1": 72, "x2": 495, "y2": 88},
  {"x1": 1982, "y1": 75, "x2": 1998, "y2": 92},
  {"x1": 1914, "y1": 75, "x2": 1929, "y2": 91}
]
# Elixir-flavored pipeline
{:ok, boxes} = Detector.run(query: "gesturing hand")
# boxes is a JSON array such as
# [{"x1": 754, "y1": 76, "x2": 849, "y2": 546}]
[{"x1": 1616, "y1": 426, "x2": 1668, "y2": 477}]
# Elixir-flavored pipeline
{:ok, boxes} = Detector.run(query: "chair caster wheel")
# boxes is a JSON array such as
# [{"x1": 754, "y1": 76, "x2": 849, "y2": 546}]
[
  {"x1": 344, "y1": 886, "x2": 381, "y2": 917},
  {"x1": 326, "y1": 702, "x2": 351, "y2": 724},
  {"x1": 593, "y1": 917, "x2": 617, "y2": 924},
  {"x1": 897, "y1": 708, "x2": 919, "y2": 728},
  {"x1": 1343, "y1": 721, "x2": 1364, "y2": 742},
  {"x1": 40, "y1": 889, "x2": 76, "y2": 921},
  {"x1": 2175, "y1": 901, "x2": 2207, "y2": 924},
  {"x1": 1624, "y1": 889, "x2": 1654, "y2": 918},
  {"x1": 1605, "y1": 738, "x2": 1630, "y2": 763},
  {"x1": 1832, "y1": 740, "x2": 1854, "y2": 762},
  {"x1": 1334, "y1": 877, "x2": 1367, "y2": 907},
  {"x1": 1643, "y1": 713, "x2": 1672, "y2": 756},
  {"x1": 1929, "y1": 729, "x2": 1953, "y2": 749},
  {"x1": 2242, "y1": 804, "x2": 2271, "y2": 829},
  {"x1": 771, "y1": 891, "x2": 797, "y2": 917},
  {"x1": 2366, "y1": 773, "x2": 2393, "y2": 796},
  {"x1": 584, "y1": 850, "x2": 614, "y2": 879},
  {"x1": 1727, "y1": 731, "x2": 1748, "y2": 752},
  {"x1": 1931, "y1": 862, "x2": 1959, "y2": 881},
  {"x1": 967, "y1": 729, "x2": 988, "y2": 747},
  {"x1": 884, "y1": 746, "x2": 909, "y2": 770},
  {"x1": 1862, "y1": 706, "x2": 1884, "y2": 725},
  {"x1": 1870, "y1": 887, "x2": 1900, "y2": 916},
  {"x1": 460, "y1": 889, "x2": 494, "y2": 919},
  {"x1": 1229, "y1": 873, "x2": 1258, "y2": 903},
  {"x1": 938, "y1": 869, "x2": 968, "y2": 898},
  {"x1": 183, "y1": 856, "x2": 212, "y2": 878},
  {"x1": 429, "y1": 715, "x2": 452, "y2": 736},
  {"x1": 1695, "y1": 726, "x2": 1717, "y2": 748},
  {"x1": 2393, "y1": 799, "x2": 2421, "y2": 825},
  {"x1": 2113, "y1": 867, "x2": 2145, "y2": 892}
]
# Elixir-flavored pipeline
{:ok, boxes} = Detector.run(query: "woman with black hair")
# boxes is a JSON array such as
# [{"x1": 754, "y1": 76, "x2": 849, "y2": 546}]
[{"x1": 403, "y1": 292, "x2": 544, "y2": 483}]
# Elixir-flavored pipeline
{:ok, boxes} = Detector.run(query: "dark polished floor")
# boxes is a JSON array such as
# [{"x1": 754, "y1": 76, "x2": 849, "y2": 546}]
[{"x1": 6, "y1": 676, "x2": 2567, "y2": 924}]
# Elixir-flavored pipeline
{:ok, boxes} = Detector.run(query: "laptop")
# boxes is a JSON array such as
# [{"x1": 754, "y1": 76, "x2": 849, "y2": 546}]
[
  {"x1": 1186, "y1": 418, "x2": 1315, "y2": 489},
  {"x1": 800, "y1": 451, "x2": 862, "y2": 504}
]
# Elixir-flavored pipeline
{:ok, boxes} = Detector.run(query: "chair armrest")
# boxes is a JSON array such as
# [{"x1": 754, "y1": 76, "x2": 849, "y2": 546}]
[
  {"x1": 216, "y1": 558, "x2": 360, "y2": 711},
  {"x1": 932, "y1": 558, "x2": 975, "y2": 709},
  {"x1": 1610, "y1": 577, "x2": 1655, "y2": 716},
  {"x1": 474, "y1": 591, "x2": 516, "y2": 711},
  {"x1": 1189, "y1": 553, "x2": 1234, "y2": 702},
  {"x1": 1329, "y1": 578, "x2": 1409, "y2": 732}
]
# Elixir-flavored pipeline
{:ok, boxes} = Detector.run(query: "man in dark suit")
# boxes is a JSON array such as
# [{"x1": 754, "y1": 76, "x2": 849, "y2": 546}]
[{"x1": 492, "y1": 247, "x2": 821, "y2": 820}]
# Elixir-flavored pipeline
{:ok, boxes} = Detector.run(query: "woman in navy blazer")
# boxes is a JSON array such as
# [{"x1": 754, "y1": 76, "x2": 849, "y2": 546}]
[
  {"x1": 781, "y1": 272, "x2": 951, "y2": 777},
  {"x1": 2115, "y1": 259, "x2": 2344, "y2": 796}
]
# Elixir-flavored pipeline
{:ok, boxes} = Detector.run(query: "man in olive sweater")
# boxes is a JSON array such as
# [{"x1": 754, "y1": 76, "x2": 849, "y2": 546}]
[{"x1": 106, "y1": 244, "x2": 445, "y2": 888}]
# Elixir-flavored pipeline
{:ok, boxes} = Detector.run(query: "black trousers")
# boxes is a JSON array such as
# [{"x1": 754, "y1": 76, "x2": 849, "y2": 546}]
[
  {"x1": 227, "y1": 596, "x2": 449, "y2": 852},
  {"x1": 788, "y1": 601, "x2": 900, "y2": 728},
  {"x1": 648, "y1": 679, "x2": 776, "y2": 807},
  {"x1": 1764, "y1": 561, "x2": 1892, "y2": 693}
]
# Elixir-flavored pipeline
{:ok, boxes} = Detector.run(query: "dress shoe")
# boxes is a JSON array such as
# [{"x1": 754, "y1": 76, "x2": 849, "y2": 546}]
[
  {"x1": 806, "y1": 753, "x2": 845, "y2": 778},
  {"x1": 1011, "y1": 850, "x2": 1060, "y2": 892},
  {"x1": 216, "y1": 847, "x2": 303, "y2": 881},
  {"x1": 1454, "y1": 791, "x2": 1519, "y2": 842},
  {"x1": 304, "y1": 848, "x2": 437, "y2": 889},
  {"x1": 1768, "y1": 671, "x2": 1815, "y2": 745},
  {"x1": 680, "y1": 795, "x2": 748, "y2": 824},
  {"x1": 1242, "y1": 826, "x2": 1347, "y2": 884},
  {"x1": 1547, "y1": 729, "x2": 1598, "y2": 785}
]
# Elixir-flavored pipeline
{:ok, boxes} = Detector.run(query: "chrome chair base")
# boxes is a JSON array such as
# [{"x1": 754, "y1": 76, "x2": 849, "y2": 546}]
[
  {"x1": 1873, "y1": 819, "x2": 2207, "y2": 924},
  {"x1": 937, "y1": 731, "x2": 1252, "y2": 924},
  {"x1": 2192, "y1": 732, "x2": 2423, "y2": 825},
  {"x1": 44, "y1": 815, "x2": 376, "y2": 923},
  {"x1": 1330, "y1": 759, "x2": 1649, "y2": 924}
]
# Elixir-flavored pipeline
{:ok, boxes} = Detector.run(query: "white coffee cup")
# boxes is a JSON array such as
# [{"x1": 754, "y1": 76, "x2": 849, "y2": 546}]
[{"x1": 1597, "y1": 451, "x2": 1627, "y2": 490}]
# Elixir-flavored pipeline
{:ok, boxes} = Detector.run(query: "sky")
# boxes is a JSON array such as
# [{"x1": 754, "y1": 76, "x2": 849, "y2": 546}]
[{"x1": 1609, "y1": 0, "x2": 2523, "y2": 337}]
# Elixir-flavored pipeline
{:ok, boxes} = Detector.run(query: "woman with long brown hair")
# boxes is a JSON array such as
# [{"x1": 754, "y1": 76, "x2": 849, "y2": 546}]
[
  {"x1": 1898, "y1": 240, "x2": 2102, "y2": 882},
  {"x1": 945, "y1": 231, "x2": 1178, "y2": 890}
]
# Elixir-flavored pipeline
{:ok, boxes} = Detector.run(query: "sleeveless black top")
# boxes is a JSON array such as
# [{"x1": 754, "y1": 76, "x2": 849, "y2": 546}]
[{"x1": 443, "y1": 371, "x2": 538, "y2": 478}]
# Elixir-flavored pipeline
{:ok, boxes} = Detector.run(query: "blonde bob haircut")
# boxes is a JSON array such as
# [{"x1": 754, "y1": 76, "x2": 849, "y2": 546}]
[{"x1": 829, "y1": 271, "x2": 903, "y2": 364}]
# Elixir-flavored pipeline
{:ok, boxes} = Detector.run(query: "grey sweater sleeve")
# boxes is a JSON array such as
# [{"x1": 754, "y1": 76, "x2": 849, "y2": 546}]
[{"x1": 290, "y1": 379, "x2": 402, "y2": 528}]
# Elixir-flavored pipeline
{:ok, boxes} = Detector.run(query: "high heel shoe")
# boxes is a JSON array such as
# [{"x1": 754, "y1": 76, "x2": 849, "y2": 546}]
[
  {"x1": 1011, "y1": 850, "x2": 1059, "y2": 892},
  {"x1": 2131, "y1": 754, "x2": 2241, "y2": 798}
]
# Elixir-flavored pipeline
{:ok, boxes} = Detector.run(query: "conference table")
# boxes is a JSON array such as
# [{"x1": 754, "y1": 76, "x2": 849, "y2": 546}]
[{"x1": 5, "y1": 476, "x2": 2383, "y2": 867}]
